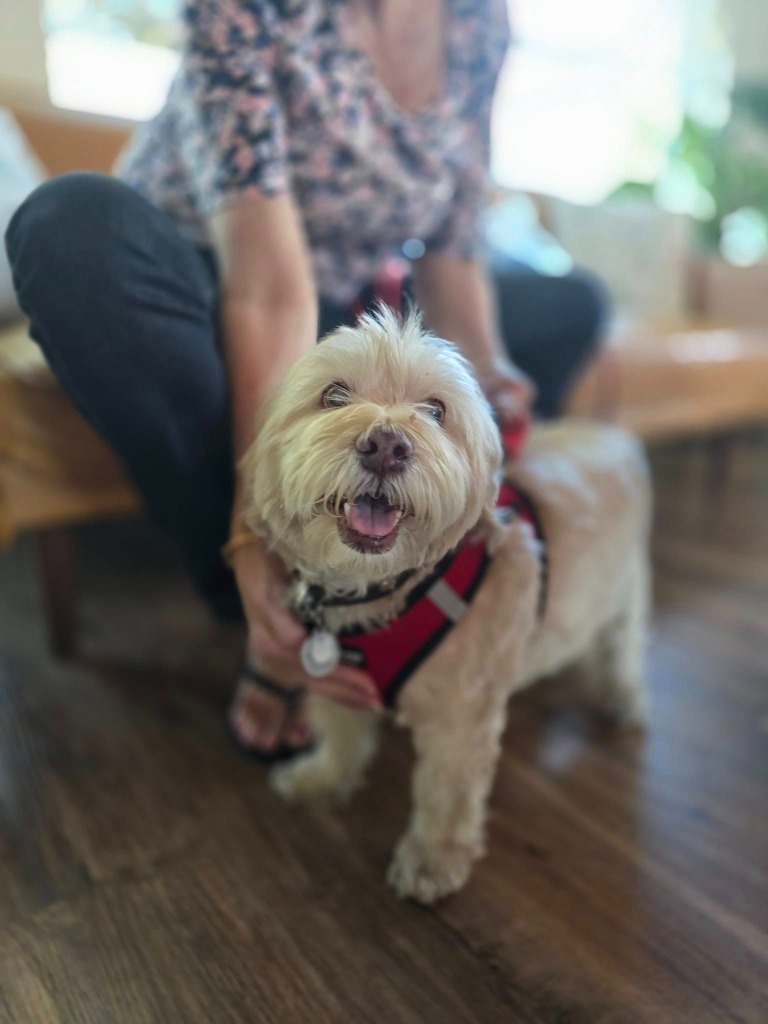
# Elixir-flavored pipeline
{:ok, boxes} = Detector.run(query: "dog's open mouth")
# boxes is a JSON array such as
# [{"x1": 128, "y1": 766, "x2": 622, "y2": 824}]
[{"x1": 338, "y1": 493, "x2": 404, "y2": 554}]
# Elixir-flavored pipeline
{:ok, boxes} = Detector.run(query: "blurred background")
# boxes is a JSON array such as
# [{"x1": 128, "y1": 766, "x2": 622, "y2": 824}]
[{"x1": 0, "y1": 0, "x2": 766, "y2": 643}]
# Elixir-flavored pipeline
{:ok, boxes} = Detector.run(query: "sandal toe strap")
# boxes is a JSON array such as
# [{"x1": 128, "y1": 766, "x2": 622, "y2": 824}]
[{"x1": 241, "y1": 663, "x2": 305, "y2": 707}]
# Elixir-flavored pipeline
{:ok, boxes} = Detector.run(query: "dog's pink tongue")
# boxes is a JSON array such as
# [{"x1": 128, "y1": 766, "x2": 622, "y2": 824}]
[{"x1": 346, "y1": 497, "x2": 398, "y2": 538}]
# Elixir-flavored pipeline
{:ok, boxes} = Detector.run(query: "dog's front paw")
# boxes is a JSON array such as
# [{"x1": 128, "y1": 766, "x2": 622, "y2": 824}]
[
  {"x1": 387, "y1": 833, "x2": 479, "y2": 904},
  {"x1": 270, "y1": 750, "x2": 361, "y2": 804},
  {"x1": 270, "y1": 752, "x2": 330, "y2": 803}
]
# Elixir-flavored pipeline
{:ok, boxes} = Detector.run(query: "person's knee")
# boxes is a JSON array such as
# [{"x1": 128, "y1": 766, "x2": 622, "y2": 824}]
[
  {"x1": 5, "y1": 173, "x2": 162, "y2": 329},
  {"x1": 6, "y1": 173, "x2": 127, "y2": 272},
  {"x1": 4, "y1": 169, "x2": 132, "y2": 301}
]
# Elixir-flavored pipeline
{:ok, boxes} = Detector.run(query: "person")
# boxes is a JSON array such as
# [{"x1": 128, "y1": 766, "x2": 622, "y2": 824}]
[{"x1": 5, "y1": 0, "x2": 606, "y2": 760}]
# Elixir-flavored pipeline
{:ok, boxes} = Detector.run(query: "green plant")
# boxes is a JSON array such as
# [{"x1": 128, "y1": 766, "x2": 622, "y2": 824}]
[{"x1": 614, "y1": 82, "x2": 768, "y2": 262}]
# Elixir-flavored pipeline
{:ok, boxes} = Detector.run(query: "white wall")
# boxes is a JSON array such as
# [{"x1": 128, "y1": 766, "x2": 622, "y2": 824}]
[
  {"x1": 723, "y1": 0, "x2": 768, "y2": 81},
  {"x1": 0, "y1": 0, "x2": 48, "y2": 102},
  {"x1": 1, "y1": 0, "x2": 764, "y2": 112}
]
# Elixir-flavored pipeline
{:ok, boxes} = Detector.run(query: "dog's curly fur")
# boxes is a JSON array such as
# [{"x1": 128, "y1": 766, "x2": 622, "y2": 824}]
[{"x1": 242, "y1": 309, "x2": 651, "y2": 904}]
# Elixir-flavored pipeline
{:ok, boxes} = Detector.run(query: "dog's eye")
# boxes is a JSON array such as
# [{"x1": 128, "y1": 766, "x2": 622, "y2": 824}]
[
  {"x1": 424, "y1": 398, "x2": 446, "y2": 425},
  {"x1": 322, "y1": 382, "x2": 352, "y2": 409}
]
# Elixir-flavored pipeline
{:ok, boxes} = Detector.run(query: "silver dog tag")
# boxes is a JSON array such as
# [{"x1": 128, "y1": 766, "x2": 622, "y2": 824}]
[{"x1": 301, "y1": 629, "x2": 341, "y2": 677}]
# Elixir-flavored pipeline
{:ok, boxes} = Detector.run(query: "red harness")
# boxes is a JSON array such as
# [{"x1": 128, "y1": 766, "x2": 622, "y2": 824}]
[{"x1": 330, "y1": 425, "x2": 547, "y2": 708}]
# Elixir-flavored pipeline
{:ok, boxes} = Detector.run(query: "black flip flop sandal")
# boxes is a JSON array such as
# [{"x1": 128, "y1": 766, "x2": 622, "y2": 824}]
[{"x1": 229, "y1": 663, "x2": 315, "y2": 765}]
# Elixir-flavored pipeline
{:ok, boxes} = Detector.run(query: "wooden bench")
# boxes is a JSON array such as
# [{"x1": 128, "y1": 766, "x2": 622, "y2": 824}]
[
  {"x1": 0, "y1": 324, "x2": 141, "y2": 655},
  {"x1": 567, "y1": 322, "x2": 768, "y2": 440}
]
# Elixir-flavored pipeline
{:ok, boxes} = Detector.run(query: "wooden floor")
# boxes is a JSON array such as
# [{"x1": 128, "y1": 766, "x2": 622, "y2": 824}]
[{"x1": 0, "y1": 443, "x2": 766, "y2": 1024}]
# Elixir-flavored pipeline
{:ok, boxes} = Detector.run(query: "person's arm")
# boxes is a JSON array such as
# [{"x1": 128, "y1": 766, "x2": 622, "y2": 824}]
[
  {"x1": 414, "y1": 3, "x2": 531, "y2": 420},
  {"x1": 210, "y1": 196, "x2": 378, "y2": 708},
  {"x1": 413, "y1": 252, "x2": 535, "y2": 422},
  {"x1": 209, "y1": 194, "x2": 316, "y2": 485},
  {"x1": 178, "y1": 0, "x2": 314, "y2": 472}
]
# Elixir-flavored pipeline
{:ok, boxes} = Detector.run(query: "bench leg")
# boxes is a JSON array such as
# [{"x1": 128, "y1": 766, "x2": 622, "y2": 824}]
[
  {"x1": 706, "y1": 432, "x2": 739, "y2": 491},
  {"x1": 37, "y1": 528, "x2": 77, "y2": 659}
]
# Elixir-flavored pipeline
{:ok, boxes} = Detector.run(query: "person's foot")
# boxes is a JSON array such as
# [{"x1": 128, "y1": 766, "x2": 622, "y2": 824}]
[{"x1": 228, "y1": 665, "x2": 313, "y2": 760}]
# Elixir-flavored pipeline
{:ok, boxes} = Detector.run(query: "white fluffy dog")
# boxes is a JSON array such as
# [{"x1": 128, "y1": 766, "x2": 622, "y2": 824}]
[{"x1": 242, "y1": 309, "x2": 651, "y2": 904}]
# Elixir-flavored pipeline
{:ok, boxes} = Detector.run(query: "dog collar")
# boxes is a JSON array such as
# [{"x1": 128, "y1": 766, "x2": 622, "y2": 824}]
[
  {"x1": 297, "y1": 568, "x2": 418, "y2": 678},
  {"x1": 297, "y1": 567, "x2": 417, "y2": 619}
]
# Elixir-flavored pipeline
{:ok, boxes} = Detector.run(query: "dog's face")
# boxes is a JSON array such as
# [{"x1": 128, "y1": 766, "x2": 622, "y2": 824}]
[{"x1": 243, "y1": 310, "x2": 502, "y2": 586}]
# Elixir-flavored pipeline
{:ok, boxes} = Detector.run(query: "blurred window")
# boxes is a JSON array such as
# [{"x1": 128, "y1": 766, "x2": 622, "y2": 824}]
[
  {"x1": 43, "y1": 0, "x2": 729, "y2": 198},
  {"x1": 492, "y1": 0, "x2": 730, "y2": 204},
  {"x1": 44, "y1": 0, "x2": 181, "y2": 120}
]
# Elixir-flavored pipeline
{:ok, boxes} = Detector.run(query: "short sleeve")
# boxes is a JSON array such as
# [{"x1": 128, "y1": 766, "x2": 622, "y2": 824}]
[
  {"x1": 425, "y1": 0, "x2": 510, "y2": 259},
  {"x1": 178, "y1": 0, "x2": 289, "y2": 215}
]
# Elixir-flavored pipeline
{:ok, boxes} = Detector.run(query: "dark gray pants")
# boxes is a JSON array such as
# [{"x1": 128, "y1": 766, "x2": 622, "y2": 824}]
[{"x1": 5, "y1": 173, "x2": 605, "y2": 617}]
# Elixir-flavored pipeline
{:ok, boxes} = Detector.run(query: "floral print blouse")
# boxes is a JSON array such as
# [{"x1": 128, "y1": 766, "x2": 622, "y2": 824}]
[{"x1": 118, "y1": 0, "x2": 509, "y2": 304}]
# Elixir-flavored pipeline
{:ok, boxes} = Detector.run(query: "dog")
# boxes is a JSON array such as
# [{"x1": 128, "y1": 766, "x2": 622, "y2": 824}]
[{"x1": 242, "y1": 308, "x2": 651, "y2": 904}]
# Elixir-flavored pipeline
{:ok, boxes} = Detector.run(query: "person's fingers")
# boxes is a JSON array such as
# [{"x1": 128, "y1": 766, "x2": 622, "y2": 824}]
[
  {"x1": 324, "y1": 661, "x2": 377, "y2": 689},
  {"x1": 309, "y1": 678, "x2": 383, "y2": 709},
  {"x1": 251, "y1": 640, "x2": 378, "y2": 695},
  {"x1": 234, "y1": 643, "x2": 378, "y2": 708},
  {"x1": 493, "y1": 381, "x2": 536, "y2": 427},
  {"x1": 254, "y1": 618, "x2": 377, "y2": 693},
  {"x1": 313, "y1": 660, "x2": 380, "y2": 699},
  {"x1": 258, "y1": 651, "x2": 380, "y2": 709},
  {"x1": 299, "y1": 667, "x2": 380, "y2": 707},
  {"x1": 496, "y1": 375, "x2": 535, "y2": 404},
  {"x1": 306, "y1": 665, "x2": 380, "y2": 705},
  {"x1": 494, "y1": 390, "x2": 523, "y2": 419}
]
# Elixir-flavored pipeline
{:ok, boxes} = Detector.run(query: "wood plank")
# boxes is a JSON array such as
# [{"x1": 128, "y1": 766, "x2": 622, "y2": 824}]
[
  {"x1": 0, "y1": 814, "x2": 533, "y2": 1024},
  {"x1": 0, "y1": 443, "x2": 766, "y2": 1023}
]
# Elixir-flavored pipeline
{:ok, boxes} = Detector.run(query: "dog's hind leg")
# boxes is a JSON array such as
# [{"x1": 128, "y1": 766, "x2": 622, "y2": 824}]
[
  {"x1": 582, "y1": 552, "x2": 650, "y2": 728},
  {"x1": 270, "y1": 697, "x2": 381, "y2": 803}
]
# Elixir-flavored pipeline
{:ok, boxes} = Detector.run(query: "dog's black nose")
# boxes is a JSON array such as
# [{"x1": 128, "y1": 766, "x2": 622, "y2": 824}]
[{"x1": 356, "y1": 427, "x2": 413, "y2": 474}]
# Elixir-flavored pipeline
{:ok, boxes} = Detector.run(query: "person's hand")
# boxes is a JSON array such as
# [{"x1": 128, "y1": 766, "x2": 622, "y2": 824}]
[
  {"x1": 231, "y1": 533, "x2": 382, "y2": 711},
  {"x1": 477, "y1": 357, "x2": 536, "y2": 427}
]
